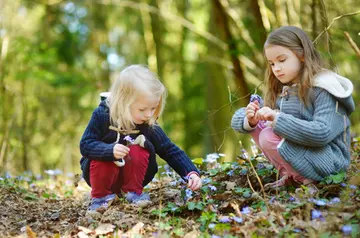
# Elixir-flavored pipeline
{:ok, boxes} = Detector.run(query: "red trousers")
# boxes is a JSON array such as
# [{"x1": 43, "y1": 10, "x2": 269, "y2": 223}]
[{"x1": 89, "y1": 145, "x2": 150, "y2": 198}]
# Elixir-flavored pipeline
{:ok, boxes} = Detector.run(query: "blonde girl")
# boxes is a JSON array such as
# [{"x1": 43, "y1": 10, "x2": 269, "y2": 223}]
[{"x1": 80, "y1": 65, "x2": 202, "y2": 212}]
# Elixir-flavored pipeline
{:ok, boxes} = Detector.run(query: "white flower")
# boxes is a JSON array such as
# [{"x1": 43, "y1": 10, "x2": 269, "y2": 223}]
[{"x1": 204, "y1": 153, "x2": 225, "y2": 163}]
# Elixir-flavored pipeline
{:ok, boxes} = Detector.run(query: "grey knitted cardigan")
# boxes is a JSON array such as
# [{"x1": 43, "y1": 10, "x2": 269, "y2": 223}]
[{"x1": 231, "y1": 71, "x2": 355, "y2": 181}]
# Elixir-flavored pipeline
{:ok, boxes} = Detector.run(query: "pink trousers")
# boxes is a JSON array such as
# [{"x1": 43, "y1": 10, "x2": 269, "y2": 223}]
[{"x1": 250, "y1": 122, "x2": 309, "y2": 184}]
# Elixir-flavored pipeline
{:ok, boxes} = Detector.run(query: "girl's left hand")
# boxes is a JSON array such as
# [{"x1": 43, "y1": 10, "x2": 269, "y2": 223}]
[
  {"x1": 255, "y1": 107, "x2": 278, "y2": 121},
  {"x1": 187, "y1": 174, "x2": 202, "y2": 191}
]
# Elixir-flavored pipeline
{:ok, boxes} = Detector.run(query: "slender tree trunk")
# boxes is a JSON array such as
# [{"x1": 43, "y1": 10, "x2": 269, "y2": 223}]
[
  {"x1": 148, "y1": 0, "x2": 165, "y2": 79},
  {"x1": 212, "y1": 0, "x2": 250, "y2": 103},
  {"x1": 21, "y1": 77, "x2": 28, "y2": 171},
  {"x1": 178, "y1": 0, "x2": 192, "y2": 152},
  {"x1": 249, "y1": 0, "x2": 268, "y2": 46},
  {"x1": 140, "y1": 1, "x2": 157, "y2": 71},
  {"x1": 218, "y1": 0, "x2": 263, "y2": 68},
  {"x1": 318, "y1": 0, "x2": 332, "y2": 53},
  {"x1": 311, "y1": 0, "x2": 317, "y2": 40},
  {"x1": 0, "y1": 35, "x2": 10, "y2": 172},
  {"x1": 206, "y1": 0, "x2": 242, "y2": 160}
]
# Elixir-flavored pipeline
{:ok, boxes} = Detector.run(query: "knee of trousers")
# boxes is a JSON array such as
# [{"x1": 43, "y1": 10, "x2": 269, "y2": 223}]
[
  {"x1": 128, "y1": 145, "x2": 150, "y2": 165},
  {"x1": 89, "y1": 160, "x2": 119, "y2": 182},
  {"x1": 258, "y1": 127, "x2": 278, "y2": 150}
]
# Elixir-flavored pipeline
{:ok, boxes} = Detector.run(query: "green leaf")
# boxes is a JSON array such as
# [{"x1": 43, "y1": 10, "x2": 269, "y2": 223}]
[
  {"x1": 192, "y1": 158, "x2": 203, "y2": 165},
  {"x1": 187, "y1": 202, "x2": 196, "y2": 210}
]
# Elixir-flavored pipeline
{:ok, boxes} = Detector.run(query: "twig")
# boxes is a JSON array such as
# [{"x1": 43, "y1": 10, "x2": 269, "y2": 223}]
[
  {"x1": 201, "y1": 81, "x2": 264, "y2": 123},
  {"x1": 245, "y1": 153, "x2": 270, "y2": 211},
  {"x1": 247, "y1": 156, "x2": 267, "y2": 198},
  {"x1": 246, "y1": 174, "x2": 256, "y2": 194},
  {"x1": 246, "y1": 173, "x2": 271, "y2": 211},
  {"x1": 344, "y1": 31, "x2": 360, "y2": 59},
  {"x1": 314, "y1": 10, "x2": 360, "y2": 43}
]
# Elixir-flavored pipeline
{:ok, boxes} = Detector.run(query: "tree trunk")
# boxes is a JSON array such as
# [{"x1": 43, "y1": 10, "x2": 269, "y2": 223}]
[
  {"x1": 148, "y1": 0, "x2": 165, "y2": 79},
  {"x1": 212, "y1": 0, "x2": 250, "y2": 104},
  {"x1": 178, "y1": 0, "x2": 192, "y2": 152},
  {"x1": 21, "y1": 77, "x2": 28, "y2": 171},
  {"x1": 311, "y1": 0, "x2": 317, "y2": 40},
  {"x1": 249, "y1": 0, "x2": 268, "y2": 46},
  {"x1": 206, "y1": 0, "x2": 244, "y2": 160}
]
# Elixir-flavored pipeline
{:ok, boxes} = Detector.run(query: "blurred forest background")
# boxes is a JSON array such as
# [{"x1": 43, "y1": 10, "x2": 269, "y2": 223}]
[{"x1": 0, "y1": 0, "x2": 359, "y2": 176}]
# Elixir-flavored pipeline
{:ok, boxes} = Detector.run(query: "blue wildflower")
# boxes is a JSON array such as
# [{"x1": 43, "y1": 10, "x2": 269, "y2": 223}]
[
  {"x1": 309, "y1": 198, "x2": 327, "y2": 206},
  {"x1": 311, "y1": 209, "x2": 324, "y2": 220},
  {"x1": 209, "y1": 185, "x2": 217, "y2": 191},
  {"x1": 185, "y1": 189, "x2": 193, "y2": 200},
  {"x1": 211, "y1": 235, "x2": 221, "y2": 238},
  {"x1": 227, "y1": 170, "x2": 234, "y2": 176},
  {"x1": 256, "y1": 163, "x2": 265, "y2": 169},
  {"x1": 0, "y1": 177, "x2": 4, "y2": 181},
  {"x1": 164, "y1": 164, "x2": 171, "y2": 173},
  {"x1": 44, "y1": 169, "x2": 62, "y2": 176},
  {"x1": 5, "y1": 172, "x2": 12, "y2": 178},
  {"x1": 202, "y1": 178, "x2": 212, "y2": 184},
  {"x1": 208, "y1": 223, "x2": 216, "y2": 229},
  {"x1": 329, "y1": 197, "x2": 340, "y2": 204},
  {"x1": 240, "y1": 168, "x2": 248, "y2": 175},
  {"x1": 349, "y1": 185, "x2": 357, "y2": 190},
  {"x1": 289, "y1": 196, "x2": 295, "y2": 202},
  {"x1": 241, "y1": 206, "x2": 251, "y2": 214},
  {"x1": 124, "y1": 135, "x2": 135, "y2": 144},
  {"x1": 218, "y1": 216, "x2": 231, "y2": 223},
  {"x1": 340, "y1": 183, "x2": 347, "y2": 187},
  {"x1": 232, "y1": 216, "x2": 243, "y2": 223},
  {"x1": 169, "y1": 181, "x2": 177, "y2": 186},
  {"x1": 269, "y1": 196, "x2": 276, "y2": 204},
  {"x1": 250, "y1": 94, "x2": 262, "y2": 103},
  {"x1": 341, "y1": 225, "x2": 352, "y2": 235},
  {"x1": 293, "y1": 228, "x2": 301, "y2": 233},
  {"x1": 231, "y1": 163, "x2": 239, "y2": 170}
]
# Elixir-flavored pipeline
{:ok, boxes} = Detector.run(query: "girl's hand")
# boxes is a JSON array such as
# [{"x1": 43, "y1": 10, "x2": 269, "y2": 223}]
[
  {"x1": 255, "y1": 107, "x2": 277, "y2": 121},
  {"x1": 245, "y1": 101, "x2": 260, "y2": 127},
  {"x1": 113, "y1": 144, "x2": 130, "y2": 159},
  {"x1": 187, "y1": 174, "x2": 202, "y2": 191}
]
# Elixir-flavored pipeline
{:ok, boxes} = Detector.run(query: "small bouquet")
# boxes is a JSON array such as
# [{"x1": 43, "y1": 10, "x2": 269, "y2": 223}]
[{"x1": 249, "y1": 94, "x2": 264, "y2": 106}]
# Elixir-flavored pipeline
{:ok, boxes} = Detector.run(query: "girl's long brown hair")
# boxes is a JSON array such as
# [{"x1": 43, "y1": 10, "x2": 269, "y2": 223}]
[{"x1": 264, "y1": 26, "x2": 323, "y2": 108}]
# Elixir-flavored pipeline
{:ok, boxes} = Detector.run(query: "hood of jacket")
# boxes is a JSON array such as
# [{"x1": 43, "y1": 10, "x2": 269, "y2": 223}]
[{"x1": 313, "y1": 70, "x2": 355, "y2": 114}]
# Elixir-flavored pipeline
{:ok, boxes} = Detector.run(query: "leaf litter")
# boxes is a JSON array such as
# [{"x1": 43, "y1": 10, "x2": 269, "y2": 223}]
[{"x1": 0, "y1": 138, "x2": 359, "y2": 237}]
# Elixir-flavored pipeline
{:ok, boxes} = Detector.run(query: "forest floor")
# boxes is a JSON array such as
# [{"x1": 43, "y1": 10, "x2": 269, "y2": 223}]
[{"x1": 0, "y1": 140, "x2": 359, "y2": 238}]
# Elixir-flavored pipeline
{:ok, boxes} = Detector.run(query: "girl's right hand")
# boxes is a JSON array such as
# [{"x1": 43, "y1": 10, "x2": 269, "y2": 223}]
[
  {"x1": 113, "y1": 144, "x2": 130, "y2": 159},
  {"x1": 245, "y1": 101, "x2": 260, "y2": 127}
]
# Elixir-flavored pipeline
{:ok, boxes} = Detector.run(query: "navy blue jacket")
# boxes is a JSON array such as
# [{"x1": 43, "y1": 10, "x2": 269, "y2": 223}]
[{"x1": 80, "y1": 101, "x2": 199, "y2": 186}]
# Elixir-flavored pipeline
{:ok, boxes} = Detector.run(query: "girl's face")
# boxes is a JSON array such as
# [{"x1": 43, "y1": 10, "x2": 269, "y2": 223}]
[
  {"x1": 265, "y1": 45, "x2": 303, "y2": 85},
  {"x1": 130, "y1": 93, "x2": 160, "y2": 124}
]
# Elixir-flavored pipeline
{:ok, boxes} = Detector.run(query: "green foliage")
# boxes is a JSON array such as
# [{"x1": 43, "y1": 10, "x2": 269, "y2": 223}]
[{"x1": 322, "y1": 171, "x2": 347, "y2": 184}]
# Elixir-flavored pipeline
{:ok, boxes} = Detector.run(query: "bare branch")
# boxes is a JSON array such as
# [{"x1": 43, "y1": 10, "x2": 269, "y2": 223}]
[
  {"x1": 314, "y1": 10, "x2": 360, "y2": 43},
  {"x1": 344, "y1": 31, "x2": 360, "y2": 59}
]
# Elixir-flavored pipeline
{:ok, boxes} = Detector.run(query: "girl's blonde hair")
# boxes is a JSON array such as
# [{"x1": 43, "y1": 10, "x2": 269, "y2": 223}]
[
  {"x1": 107, "y1": 65, "x2": 167, "y2": 130},
  {"x1": 263, "y1": 26, "x2": 323, "y2": 108}
]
